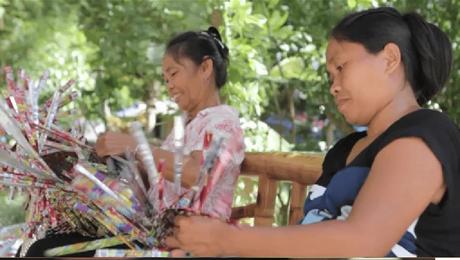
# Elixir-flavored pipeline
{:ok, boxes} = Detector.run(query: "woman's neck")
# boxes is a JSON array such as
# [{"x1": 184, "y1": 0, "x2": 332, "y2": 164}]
[
  {"x1": 187, "y1": 91, "x2": 221, "y2": 121},
  {"x1": 366, "y1": 93, "x2": 420, "y2": 141}
]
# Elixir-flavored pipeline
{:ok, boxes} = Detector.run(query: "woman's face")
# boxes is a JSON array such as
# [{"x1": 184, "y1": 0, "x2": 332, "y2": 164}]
[
  {"x1": 325, "y1": 38, "x2": 400, "y2": 126},
  {"x1": 162, "y1": 53, "x2": 211, "y2": 112}
]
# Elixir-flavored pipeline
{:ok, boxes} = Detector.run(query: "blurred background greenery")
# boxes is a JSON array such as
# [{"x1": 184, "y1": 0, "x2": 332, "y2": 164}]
[{"x1": 0, "y1": 0, "x2": 458, "y2": 227}]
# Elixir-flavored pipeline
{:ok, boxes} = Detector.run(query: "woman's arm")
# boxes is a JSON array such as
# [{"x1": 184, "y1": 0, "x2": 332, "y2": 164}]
[
  {"x1": 168, "y1": 137, "x2": 445, "y2": 257},
  {"x1": 137, "y1": 147, "x2": 202, "y2": 190},
  {"x1": 94, "y1": 131, "x2": 202, "y2": 189}
]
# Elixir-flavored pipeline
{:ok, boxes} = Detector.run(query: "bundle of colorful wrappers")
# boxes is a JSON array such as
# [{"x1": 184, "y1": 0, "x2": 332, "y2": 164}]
[{"x1": 0, "y1": 67, "x2": 240, "y2": 257}]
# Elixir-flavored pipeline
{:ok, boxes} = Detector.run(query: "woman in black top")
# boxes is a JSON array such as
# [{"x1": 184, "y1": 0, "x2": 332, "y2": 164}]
[{"x1": 166, "y1": 7, "x2": 460, "y2": 257}]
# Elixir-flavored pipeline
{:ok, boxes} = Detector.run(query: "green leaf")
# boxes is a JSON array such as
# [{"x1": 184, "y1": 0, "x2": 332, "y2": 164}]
[
  {"x1": 347, "y1": 0, "x2": 357, "y2": 9},
  {"x1": 249, "y1": 58, "x2": 268, "y2": 75},
  {"x1": 246, "y1": 13, "x2": 267, "y2": 26},
  {"x1": 269, "y1": 10, "x2": 288, "y2": 30}
]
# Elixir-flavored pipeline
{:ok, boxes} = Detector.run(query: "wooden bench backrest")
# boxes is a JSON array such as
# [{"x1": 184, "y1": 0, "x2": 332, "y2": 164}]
[{"x1": 230, "y1": 152, "x2": 324, "y2": 226}]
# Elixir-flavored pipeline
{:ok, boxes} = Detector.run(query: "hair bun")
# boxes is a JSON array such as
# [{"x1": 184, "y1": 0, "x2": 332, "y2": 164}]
[
  {"x1": 402, "y1": 12, "x2": 452, "y2": 105},
  {"x1": 207, "y1": 27, "x2": 223, "y2": 41},
  {"x1": 205, "y1": 27, "x2": 229, "y2": 62}
]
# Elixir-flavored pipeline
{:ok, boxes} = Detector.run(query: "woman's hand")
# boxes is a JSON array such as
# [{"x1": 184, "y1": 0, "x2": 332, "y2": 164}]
[
  {"x1": 94, "y1": 131, "x2": 137, "y2": 158},
  {"x1": 170, "y1": 249, "x2": 187, "y2": 257},
  {"x1": 165, "y1": 215, "x2": 232, "y2": 257}
]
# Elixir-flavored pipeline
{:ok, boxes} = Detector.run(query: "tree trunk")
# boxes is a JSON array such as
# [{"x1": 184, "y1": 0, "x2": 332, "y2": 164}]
[
  {"x1": 285, "y1": 88, "x2": 296, "y2": 143},
  {"x1": 277, "y1": 182, "x2": 292, "y2": 226},
  {"x1": 145, "y1": 80, "x2": 161, "y2": 137},
  {"x1": 211, "y1": 8, "x2": 229, "y2": 105},
  {"x1": 326, "y1": 123, "x2": 336, "y2": 148},
  {"x1": 211, "y1": 8, "x2": 223, "y2": 28},
  {"x1": 0, "y1": 13, "x2": 4, "y2": 31},
  {"x1": 326, "y1": 111, "x2": 354, "y2": 135},
  {"x1": 103, "y1": 100, "x2": 111, "y2": 120}
]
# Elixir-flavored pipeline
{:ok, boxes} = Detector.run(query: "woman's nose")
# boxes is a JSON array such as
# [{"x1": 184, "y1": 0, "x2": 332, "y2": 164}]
[
  {"x1": 166, "y1": 81, "x2": 174, "y2": 91},
  {"x1": 329, "y1": 81, "x2": 341, "y2": 96}
]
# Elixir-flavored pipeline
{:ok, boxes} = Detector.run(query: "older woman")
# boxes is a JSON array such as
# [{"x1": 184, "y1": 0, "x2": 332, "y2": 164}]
[
  {"x1": 94, "y1": 26, "x2": 245, "y2": 219},
  {"x1": 21, "y1": 27, "x2": 245, "y2": 257}
]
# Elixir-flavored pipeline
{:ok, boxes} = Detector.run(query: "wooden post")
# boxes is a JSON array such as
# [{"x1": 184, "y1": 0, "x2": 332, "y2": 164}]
[
  {"x1": 254, "y1": 174, "x2": 277, "y2": 226},
  {"x1": 289, "y1": 182, "x2": 307, "y2": 225}
]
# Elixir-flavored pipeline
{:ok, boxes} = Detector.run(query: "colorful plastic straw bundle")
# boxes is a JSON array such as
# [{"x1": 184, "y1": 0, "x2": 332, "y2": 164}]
[{"x1": 0, "y1": 67, "x2": 240, "y2": 257}]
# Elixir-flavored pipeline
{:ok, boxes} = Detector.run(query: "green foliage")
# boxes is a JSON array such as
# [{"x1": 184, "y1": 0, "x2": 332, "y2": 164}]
[
  {"x1": 0, "y1": 189, "x2": 26, "y2": 227},
  {"x1": 232, "y1": 176, "x2": 258, "y2": 226},
  {"x1": 241, "y1": 118, "x2": 293, "y2": 152}
]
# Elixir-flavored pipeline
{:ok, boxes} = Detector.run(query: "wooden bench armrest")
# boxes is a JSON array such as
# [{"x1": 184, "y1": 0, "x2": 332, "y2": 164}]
[
  {"x1": 231, "y1": 203, "x2": 256, "y2": 220},
  {"x1": 231, "y1": 152, "x2": 324, "y2": 226}
]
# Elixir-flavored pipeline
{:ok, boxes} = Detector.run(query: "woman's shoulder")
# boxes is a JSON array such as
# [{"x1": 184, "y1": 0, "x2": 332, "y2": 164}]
[
  {"x1": 195, "y1": 105, "x2": 241, "y2": 128},
  {"x1": 375, "y1": 109, "x2": 460, "y2": 152},
  {"x1": 198, "y1": 105, "x2": 239, "y2": 119},
  {"x1": 188, "y1": 105, "x2": 243, "y2": 138},
  {"x1": 393, "y1": 109, "x2": 459, "y2": 131}
]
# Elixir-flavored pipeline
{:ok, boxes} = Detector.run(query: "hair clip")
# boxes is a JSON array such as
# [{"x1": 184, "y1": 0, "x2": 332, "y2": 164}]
[{"x1": 200, "y1": 31, "x2": 225, "y2": 50}]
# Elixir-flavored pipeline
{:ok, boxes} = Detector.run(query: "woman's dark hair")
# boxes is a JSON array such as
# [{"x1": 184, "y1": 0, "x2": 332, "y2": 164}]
[
  {"x1": 166, "y1": 27, "x2": 229, "y2": 89},
  {"x1": 330, "y1": 7, "x2": 452, "y2": 106}
]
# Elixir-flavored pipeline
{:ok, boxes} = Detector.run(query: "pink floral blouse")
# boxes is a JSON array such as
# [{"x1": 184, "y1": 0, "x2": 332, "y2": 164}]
[{"x1": 160, "y1": 105, "x2": 245, "y2": 219}]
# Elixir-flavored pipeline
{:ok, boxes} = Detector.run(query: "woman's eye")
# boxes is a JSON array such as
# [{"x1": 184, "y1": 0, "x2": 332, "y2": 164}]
[
  {"x1": 336, "y1": 62, "x2": 346, "y2": 72},
  {"x1": 171, "y1": 72, "x2": 177, "y2": 77}
]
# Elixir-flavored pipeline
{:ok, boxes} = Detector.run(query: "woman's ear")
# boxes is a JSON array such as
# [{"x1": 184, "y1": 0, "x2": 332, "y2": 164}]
[
  {"x1": 199, "y1": 57, "x2": 214, "y2": 81},
  {"x1": 382, "y1": 43, "x2": 402, "y2": 75}
]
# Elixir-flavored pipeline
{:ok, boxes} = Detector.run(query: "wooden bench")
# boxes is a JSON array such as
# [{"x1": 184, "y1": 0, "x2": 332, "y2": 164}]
[{"x1": 230, "y1": 152, "x2": 324, "y2": 226}]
